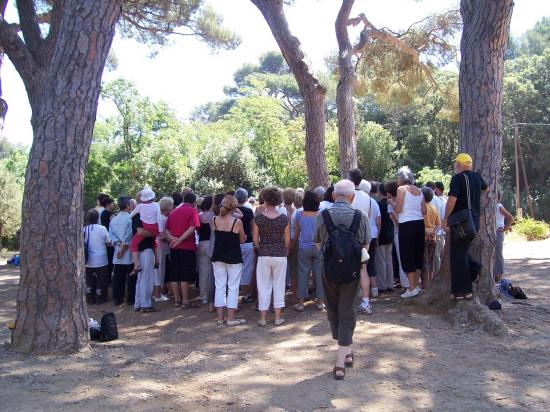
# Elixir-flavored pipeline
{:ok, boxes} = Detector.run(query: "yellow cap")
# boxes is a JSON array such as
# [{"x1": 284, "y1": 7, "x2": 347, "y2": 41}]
[{"x1": 454, "y1": 153, "x2": 473, "y2": 165}]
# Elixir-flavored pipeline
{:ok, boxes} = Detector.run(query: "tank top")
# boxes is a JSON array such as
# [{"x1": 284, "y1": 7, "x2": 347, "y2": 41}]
[
  {"x1": 211, "y1": 218, "x2": 243, "y2": 264},
  {"x1": 495, "y1": 203, "x2": 505, "y2": 229},
  {"x1": 398, "y1": 188, "x2": 424, "y2": 223}
]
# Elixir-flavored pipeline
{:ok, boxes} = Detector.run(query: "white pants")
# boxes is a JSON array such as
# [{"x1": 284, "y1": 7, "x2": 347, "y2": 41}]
[
  {"x1": 256, "y1": 256, "x2": 287, "y2": 311},
  {"x1": 393, "y1": 229, "x2": 410, "y2": 289},
  {"x1": 134, "y1": 249, "x2": 154, "y2": 310},
  {"x1": 197, "y1": 240, "x2": 213, "y2": 302},
  {"x1": 154, "y1": 249, "x2": 169, "y2": 287},
  {"x1": 213, "y1": 261, "x2": 242, "y2": 309}
]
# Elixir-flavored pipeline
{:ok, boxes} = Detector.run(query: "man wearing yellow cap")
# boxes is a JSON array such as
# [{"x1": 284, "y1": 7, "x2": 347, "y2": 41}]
[{"x1": 442, "y1": 153, "x2": 488, "y2": 300}]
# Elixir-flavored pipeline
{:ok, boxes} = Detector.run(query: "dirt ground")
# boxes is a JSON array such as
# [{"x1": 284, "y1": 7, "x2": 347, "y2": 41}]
[{"x1": 0, "y1": 238, "x2": 549, "y2": 411}]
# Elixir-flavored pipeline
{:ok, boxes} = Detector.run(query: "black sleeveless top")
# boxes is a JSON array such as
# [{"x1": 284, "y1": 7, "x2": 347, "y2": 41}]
[
  {"x1": 198, "y1": 222, "x2": 211, "y2": 241},
  {"x1": 211, "y1": 218, "x2": 243, "y2": 264}
]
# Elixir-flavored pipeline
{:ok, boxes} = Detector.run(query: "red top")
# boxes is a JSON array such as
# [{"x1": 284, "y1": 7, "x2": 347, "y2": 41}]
[{"x1": 165, "y1": 204, "x2": 200, "y2": 251}]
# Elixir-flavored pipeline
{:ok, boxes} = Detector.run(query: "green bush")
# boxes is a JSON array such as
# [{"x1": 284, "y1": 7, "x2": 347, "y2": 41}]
[{"x1": 513, "y1": 218, "x2": 549, "y2": 241}]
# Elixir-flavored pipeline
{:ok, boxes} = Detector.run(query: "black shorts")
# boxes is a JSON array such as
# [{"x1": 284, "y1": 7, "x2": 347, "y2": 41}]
[
  {"x1": 169, "y1": 249, "x2": 197, "y2": 283},
  {"x1": 398, "y1": 220, "x2": 425, "y2": 273},
  {"x1": 367, "y1": 238, "x2": 377, "y2": 278}
]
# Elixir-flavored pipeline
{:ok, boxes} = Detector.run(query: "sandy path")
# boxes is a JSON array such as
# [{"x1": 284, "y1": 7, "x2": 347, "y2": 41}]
[{"x1": 0, "y1": 239, "x2": 548, "y2": 411}]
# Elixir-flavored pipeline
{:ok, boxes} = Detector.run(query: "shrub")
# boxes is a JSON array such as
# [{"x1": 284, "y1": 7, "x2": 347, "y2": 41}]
[{"x1": 513, "y1": 218, "x2": 549, "y2": 241}]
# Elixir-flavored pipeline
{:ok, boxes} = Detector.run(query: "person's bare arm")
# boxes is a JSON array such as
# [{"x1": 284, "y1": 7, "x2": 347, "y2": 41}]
[
  {"x1": 252, "y1": 221, "x2": 260, "y2": 250},
  {"x1": 117, "y1": 243, "x2": 128, "y2": 259},
  {"x1": 284, "y1": 223, "x2": 291, "y2": 256},
  {"x1": 421, "y1": 198, "x2": 427, "y2": 215},
  {"x1": 376, "y1": 216, "x2": 381, "y2": 233},
  {"x1": 394, "y1": 187, "x2": 406, "y2": 214},
  {"x1": 292, "y1": 219, "x2": 301, "y2": 249},
  {"x1": 500, "y1": 205, "x2": 515, "y2": 232},
  {"x1": 165, "y1": 229, "x2": 177, "y2": 243},
  {"x1": 236, "y1": 220, "x2": 247, "y2": 244}
]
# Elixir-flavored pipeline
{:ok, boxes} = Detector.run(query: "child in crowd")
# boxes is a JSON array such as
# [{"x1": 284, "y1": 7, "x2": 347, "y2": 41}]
[
  {"x1": 130, "y1": 187, "x2": 161, "y2": 274},
  {"x1": 421, "y1": 187, "x2": 441, "y2": 289}
]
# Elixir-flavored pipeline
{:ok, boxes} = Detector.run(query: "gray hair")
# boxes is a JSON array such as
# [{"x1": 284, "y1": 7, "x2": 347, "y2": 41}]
[
  {"x1": 397, "y1": 166, "x2": 415, "y2": 185},
  {"x1": 333, "y1": 179, "x2": 355, "y2": 198},
  {"x1": 235, "y1": 188, "x2": 248, "y2": 203},
  {"x1": 159, "y1": 196, "x2": 174, "y2": 213},
  {"x1": 314, "y1": 186, "x2": 326, "y2": 201},
  {"x1": 358, "y1": 179, "x2": 371, "y2": 194}
]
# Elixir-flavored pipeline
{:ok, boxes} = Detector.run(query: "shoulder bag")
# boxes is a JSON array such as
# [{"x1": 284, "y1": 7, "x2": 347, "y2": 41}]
[{"x1": 448, "y1": 173, "x2": 477, "y2": 242}]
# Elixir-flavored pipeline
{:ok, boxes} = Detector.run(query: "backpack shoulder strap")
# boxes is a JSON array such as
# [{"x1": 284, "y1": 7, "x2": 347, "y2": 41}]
[
  {"x1": 349, "y1": 210, "x2": 362, "y2": 235},
  {"x1": 321, "y1": 209, "x2": 337, "y2": 234}
]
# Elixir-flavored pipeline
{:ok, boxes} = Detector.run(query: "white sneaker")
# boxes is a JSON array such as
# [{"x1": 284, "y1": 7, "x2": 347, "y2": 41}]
[
  {"x1": 371, "y1": 288, "x2": 379, "y2": 298},
  {"x1": 357, "y1": 302, "x2": 373, "y2": 315},
  {"x1": 153, "y1": 295, "x2": 169, "y2": 302},
  {"x1": 400, "y1": 287, "x2": 421, "y2": 299}
]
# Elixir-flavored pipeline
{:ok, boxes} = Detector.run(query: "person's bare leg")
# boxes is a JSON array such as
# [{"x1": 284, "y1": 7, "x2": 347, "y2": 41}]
[
  {"x1": 407, "y1": 272, "x2": 417, "y2": 290},
  {"x1": 227, "y1": 308, "x2": 236, "y2": 322},
  {"x1": 360, "y1": 266, "x2": 370, "y2": 298},
  {"x1": 216, "y1": 307, "x2": 224, "y2": 322},
  {"x1": 153, "y1": 285, "x2": 161, "y2": 299},
  {"x1": 180, "y1": 282, "x2": 189, "y2": 304},
  {"x1": 421, "y1": 270, "x2": 430, "y2": 290},
  {"x1": 274, "y1": 308, "x2": 282, "y2": 321},
  {"x1": 171, "y1": 282, "x2": 180, "y2": 304},
  {"x1": 335, "y1": 346, "x2": 349, "y2": 378},
  {"x1": 259, "y1": 310, "x2": 267, "y2": 322}
]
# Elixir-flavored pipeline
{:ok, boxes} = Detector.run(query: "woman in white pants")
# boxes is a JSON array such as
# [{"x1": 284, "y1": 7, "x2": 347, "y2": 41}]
[
  {"x1": 211, "y1": 195, "x2": 247, "y2": 326},
  {"x1": 253, "y1": 187, "x2": 291, "y2": 327}
]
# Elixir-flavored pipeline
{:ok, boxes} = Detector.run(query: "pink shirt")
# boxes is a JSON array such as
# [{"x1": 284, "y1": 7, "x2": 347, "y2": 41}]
[{"x1": 165, "y1": 204, "x2": 200, "y2": 251}]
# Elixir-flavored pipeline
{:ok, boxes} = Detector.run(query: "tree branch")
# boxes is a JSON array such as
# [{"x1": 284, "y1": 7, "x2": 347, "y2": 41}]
[
  {"x1": 15, "y1": 0, "x2": 44, "y2": 58},
  {"x1": 0, "y1": 16, "x2": 40, "y2": 90}
]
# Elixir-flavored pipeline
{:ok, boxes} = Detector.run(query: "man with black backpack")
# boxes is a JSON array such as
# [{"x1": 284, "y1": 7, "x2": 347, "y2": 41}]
[{"x1": 315, "y1": 179, "x2": 370, "y2": 381}]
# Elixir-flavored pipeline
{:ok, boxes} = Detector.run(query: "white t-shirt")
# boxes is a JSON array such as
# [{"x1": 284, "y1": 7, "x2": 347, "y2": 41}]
[
  {"x1": 495, "y1": 203, "x2": 505, "y2": 229},
  {"x1": 131, "y1": 201, "x2": 162, "y2": 225},
  {"x1": 319, "y1": 200, "x2": 333, "y2": 211},
  {"x1": 368, "y1": 198, "x2": 381, "y2": 239},
  {"x1": 83, "y1": 224, "x2": 111, "y2": 268},
  {"x1": 431, "y1": 195, "x2": 446, "y2": 235},
  {"x1": 351, "y1": 189, "x2": 371, "y2": 217}
]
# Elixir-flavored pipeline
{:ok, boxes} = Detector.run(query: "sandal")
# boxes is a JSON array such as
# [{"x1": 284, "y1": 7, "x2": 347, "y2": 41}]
[
  {"x1": 181, "y1": 301, "x2": 201, "y2": 309},
  {"x1": 333, "y1": 366, "x2": 345, "y2": 381},
  {"x1": 345, "y1": 352, "x2": 354, "y2": 367},
  {"x1": 226, "y1": 318, "x2": 247, "y2": 326}
]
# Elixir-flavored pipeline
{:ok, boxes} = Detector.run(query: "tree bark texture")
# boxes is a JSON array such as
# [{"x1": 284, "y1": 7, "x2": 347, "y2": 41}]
[
  {"x1": 251, "y1": 0, "x2": 330, "y2": 188},
  {"x1": 459, "y1": 0, "x2": 513, "y2": 303},
  {"x1": 0, "y1": 0, "x2": 8, "y2": 129},
  {"x1": 335, "y1": 0, "x2": 358, "y2": 178},
  {"x1": 0, "y1": 0, "x2": 122, "y2": 354}
]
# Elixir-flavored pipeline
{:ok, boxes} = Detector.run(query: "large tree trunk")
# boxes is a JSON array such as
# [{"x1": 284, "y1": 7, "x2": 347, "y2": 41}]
[
  {"x1": 459, "y1": 0, "x2": 513, "y2": 304},
  {"x1": 414, "y1": 0, "x2": 513, "y2": 336},
  {"x1": 335, "y1": 0, "x2": 358, "y2": 178},
  {"x1": 0, "y1": 0, "x2": 8, "y2": 130},
  {"x1": 3, "y1": 0, "x2": 122, "y2": 354},
  {"x1": 251, "y1": 0, "x2": 330, "y2": 188}
]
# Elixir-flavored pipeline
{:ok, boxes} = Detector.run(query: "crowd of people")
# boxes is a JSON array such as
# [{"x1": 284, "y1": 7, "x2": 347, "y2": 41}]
[{"x1": 82, "y1": 152, "x2": 511, "y2": 379}]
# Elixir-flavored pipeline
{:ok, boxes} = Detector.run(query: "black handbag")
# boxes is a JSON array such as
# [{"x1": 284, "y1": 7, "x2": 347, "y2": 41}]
[{"x1": 448, "y1": 173, "x2": 477, "y2": 242}]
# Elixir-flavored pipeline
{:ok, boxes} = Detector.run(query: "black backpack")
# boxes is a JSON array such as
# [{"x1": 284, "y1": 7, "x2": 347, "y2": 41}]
[
  {"x1": 99, "y1": 312, "x2": 118, "y2": 342},
  {"x1": 321, "y1": 209, "x2": 363, "y2": 284}
]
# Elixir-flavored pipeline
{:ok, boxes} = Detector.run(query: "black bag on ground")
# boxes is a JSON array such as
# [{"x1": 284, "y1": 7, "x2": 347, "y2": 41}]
[
  {"x1": 99, "y1": 312, "x2": 118, "y2": 342},
  {"x1": 321, "y1": 209, "x2": 363, "y2": 284},
  {"x1": 448, "y1": 173, "x2": 477, "y2": 242}
]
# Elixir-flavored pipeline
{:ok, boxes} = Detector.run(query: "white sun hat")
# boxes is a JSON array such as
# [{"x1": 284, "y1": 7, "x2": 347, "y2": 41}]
[{"x1": 140, "y1": 187, "x2": 156, "y2": 202}]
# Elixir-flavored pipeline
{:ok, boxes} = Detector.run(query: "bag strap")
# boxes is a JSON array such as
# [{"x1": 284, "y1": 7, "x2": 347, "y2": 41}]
[
  {"x1": 349, "y1": 210, "x2": 362, "y2": 235},
  {"x1": 321, "y1": 209, "x2": 337, "y2": 234},
  {"x1": 463, "y1": 173, "x2": 472, "y2": 211},
  {"x1": 230, "y1": 218, "x2": 237, "y2": 232}
]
